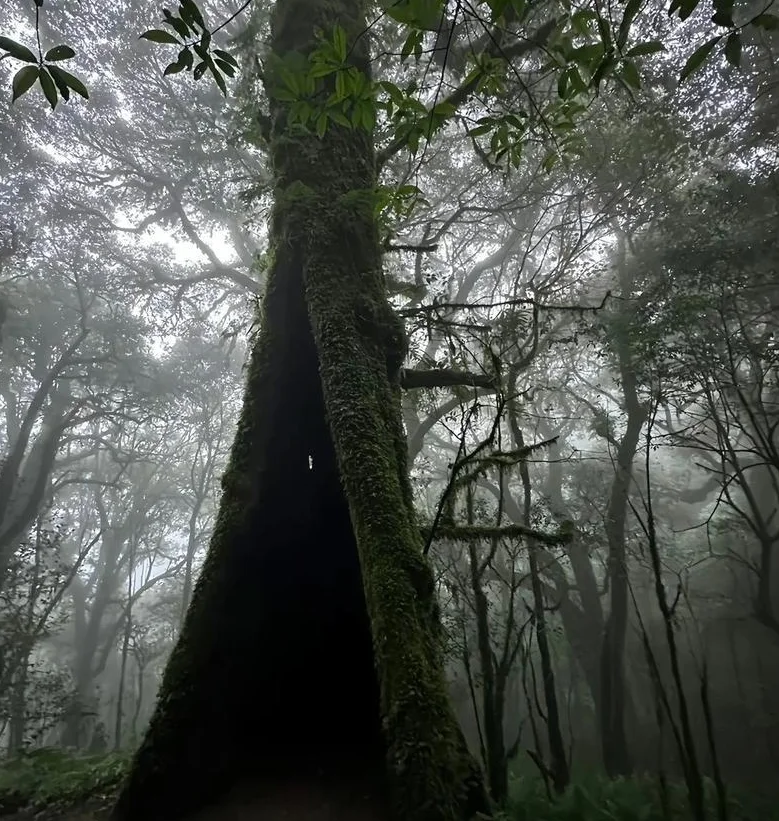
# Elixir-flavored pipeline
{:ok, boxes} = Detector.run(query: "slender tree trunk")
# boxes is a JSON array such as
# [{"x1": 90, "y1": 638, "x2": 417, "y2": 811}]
[
  {"x1": 110, "y1": 0, "x2": 488, "y2": 817},
  {"x1": 542, "y1": 435, "x2": 606, "y2": 726},
  {"x1": 599, "y1": 231, "x2": 645, "y2": 778},
  {"x1": 507, "y1": 390, "x2": 568, "y2": 792},
  {"x1": 130, "y1": 661, "x2": 144, "y2": 742},
  {"x1": 115, "y1": 541, "x2": 136, "y2": 751},
  {"x1": 468, "y1": 538, "x2": 507, "y2": 804},
  {"x1": 7, "y1": 650, "x2": 30, "y2": 753},
  {"x1": 61, "y1": 657, "x2": 95, "y2": 749},
  {"x1": 462, "y1": 481, "x2": 508, "y2": 804},
  {"x1": 600, "y1": 494, "x2": 633, "y2": 777}
]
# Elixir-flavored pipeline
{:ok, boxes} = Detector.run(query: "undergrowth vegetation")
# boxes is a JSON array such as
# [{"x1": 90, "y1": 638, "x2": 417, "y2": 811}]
[
  {"x1": 505, "y1": 773, "x2": 779, "y2": 821},
  {"x1": 0, "y1": 748, "x2": 129, "y2": 815},
  {"x1": 0, "y1": 750, "x2": 776, "y2": 820}
]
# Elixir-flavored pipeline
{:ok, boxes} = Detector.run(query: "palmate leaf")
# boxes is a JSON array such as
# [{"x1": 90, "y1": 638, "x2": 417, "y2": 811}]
[
  {"x1": 679, "y1": 35, "x2": 720, "y2": 82},
  {"x1": 214, "y1": 58, "x2": 236, "y2": 77},
  {"x1": 0, "y1": 36, "x2": 37, "y2": 63},
  {"x1": 140, "y1": 29, "x2": 180, "y2": 45},
  {"x1": 11, "y1": 65, "x2": 39, "y2": 102},
  {"x1": 163, "y1": 10, "x2": 192, "y2": 38},
  {"x1": 47, "y1": 65, "x2": 89, "y2": 99},
  {"x1": 38, "y1": 67, "x2": 58, "y2": 109},
  {"x1": 208, "y1": 60, "x2": 227, "y2": 95},
  {"x1": 44, "y1": 44, "x2": 76, "y2": 61},
  {"x1": 213, "y1": 49, "x2": 238, "y2": 68}
]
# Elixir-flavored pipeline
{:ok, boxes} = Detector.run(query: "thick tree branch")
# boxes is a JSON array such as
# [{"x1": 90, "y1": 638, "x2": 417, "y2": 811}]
[
  {"x1": 425, "y1": 523, "x2": 573, "y2": 547},
  {"x1": 400, "y1": 367, "x2": 496, "y2": 390}
]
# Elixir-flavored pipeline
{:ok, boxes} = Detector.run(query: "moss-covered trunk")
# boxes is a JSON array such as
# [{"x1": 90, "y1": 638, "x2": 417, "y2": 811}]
[{"x1": 110, "y1": 0, "x2": 487, "y2": 819}]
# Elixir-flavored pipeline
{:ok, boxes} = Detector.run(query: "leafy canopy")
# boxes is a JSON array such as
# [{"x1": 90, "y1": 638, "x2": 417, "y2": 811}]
[{"x1": 1, "y1": 0, "x2": 774, "y2": 169}]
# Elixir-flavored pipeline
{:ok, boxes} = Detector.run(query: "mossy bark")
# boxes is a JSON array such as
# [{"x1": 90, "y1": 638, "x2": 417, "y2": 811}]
[
  {"x1": 270, "y1": 3, "x2": 490, "y2": 815},
  {"x1": 111, "y1": 0, "x2": 488, "y2": 818},
  {"x1": 112, "y1": 194, "x2": 384, "y2": 819}
]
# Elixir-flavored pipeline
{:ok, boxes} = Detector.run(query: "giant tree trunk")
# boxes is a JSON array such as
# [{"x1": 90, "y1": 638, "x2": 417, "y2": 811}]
[{"x1": 110, "y1": 0, "x2": 488, "y2": 819}]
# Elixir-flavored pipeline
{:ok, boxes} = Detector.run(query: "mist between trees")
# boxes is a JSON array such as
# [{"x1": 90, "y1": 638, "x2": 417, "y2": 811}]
[{"x1": 0, "y1": 0, "x2": 777, "y2": 819}]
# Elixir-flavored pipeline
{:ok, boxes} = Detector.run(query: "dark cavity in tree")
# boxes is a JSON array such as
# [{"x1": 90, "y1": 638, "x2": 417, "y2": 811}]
[
  {"x1": 111, "y1": 248, "x2": 387, "y2": 820},
  {"x1": 247, "y1": 275, "x2": 384, "y2": 775}
]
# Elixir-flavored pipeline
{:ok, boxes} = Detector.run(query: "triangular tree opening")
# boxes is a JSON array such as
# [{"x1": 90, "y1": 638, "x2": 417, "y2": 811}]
[{"x1": 111, "y1": 246, "x2": 388, "y2": 819}]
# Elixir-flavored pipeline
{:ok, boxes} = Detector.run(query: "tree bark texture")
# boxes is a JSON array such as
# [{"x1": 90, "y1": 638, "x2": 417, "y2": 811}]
[{"x1": 111, "y1": 0, "x2": 488, "y2": 818}]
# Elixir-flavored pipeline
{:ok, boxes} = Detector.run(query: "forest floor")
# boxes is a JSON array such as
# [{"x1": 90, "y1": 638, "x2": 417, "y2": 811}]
[
  {"x1": 0, "y1": 750, "x2": 123, "y2": 821},
  {"x1": 0, "y1": 777, "x2": 393, "y2": 821},
  {"x1": 0, "y1": 795, "x2": 113, "y2": 821},
  {"x1": 0, "y1": 771, "x2": 393, "y2": 821},
  {"x1": 2, "y1": 750, "x2": 778, "y2": 821}
]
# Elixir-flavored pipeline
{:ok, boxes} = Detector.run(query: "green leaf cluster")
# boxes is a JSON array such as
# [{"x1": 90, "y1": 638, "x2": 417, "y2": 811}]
[
  {"x1": 468, "y1": 112, "x2": 527, "y2": 170},
  {"x1": 2, "y1": 0, "x2": 773, "y2": 163},
  {"x1": 674, "y1": 0, "x2": 779, "y2": 83},
  {"x1": 139, "y1": 1, "x2": 239, "y2": 96},
  {"x1": 266, "y1": 27, "x2": 384, "y2": 137},
  {"x1": 379, "y1": 0, "x2": 446, "y2": 32},
  {"x1": 1, "y1": 35, "x2": 87, "y2": 109},
  {"x1": 287, "y1": 0, "x2": 677, "y2": 163},
  {"x1": 270, "y1": 31, "x2": 461, "y2": 149},
  {"x1": 539, "y1": 9, "x2": 667, "y2": 97},
  {"x1": 379, "y1": 80, "x2": 455, "y2": 151}
]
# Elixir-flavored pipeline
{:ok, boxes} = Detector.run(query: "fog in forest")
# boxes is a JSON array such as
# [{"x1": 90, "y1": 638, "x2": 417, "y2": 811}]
[{"x1": 0, "y1": 0, "x2": 777, "y2": 819}]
